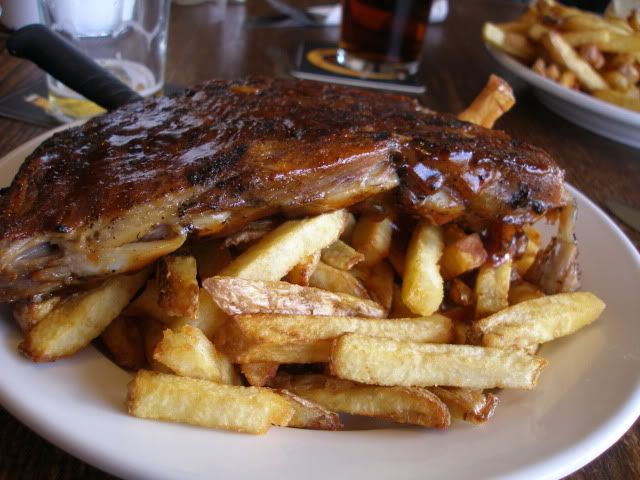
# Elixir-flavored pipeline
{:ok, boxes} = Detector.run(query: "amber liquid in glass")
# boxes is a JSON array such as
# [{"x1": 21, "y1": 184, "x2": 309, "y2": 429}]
[{"x1": 339, "y1": 0, "x2": 432, "y2": 71}]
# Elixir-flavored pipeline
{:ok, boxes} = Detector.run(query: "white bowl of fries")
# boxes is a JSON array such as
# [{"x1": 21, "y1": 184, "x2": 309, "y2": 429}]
[{"x1": 483, "y1": 0, "x2": 640, "y2": 148}]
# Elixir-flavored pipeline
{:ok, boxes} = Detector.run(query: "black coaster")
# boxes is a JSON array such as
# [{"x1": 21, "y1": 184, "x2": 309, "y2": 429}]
[
  {"x1": 0, "y1": 78, "x2": 184, "y2": 128},
  {"x1": 291, "y1": 42, "x2": 426, "y2": 94}
]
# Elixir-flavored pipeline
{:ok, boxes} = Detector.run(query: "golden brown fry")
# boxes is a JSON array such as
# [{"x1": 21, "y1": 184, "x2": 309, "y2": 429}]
[
  {"x1": 233, "y1": 313, "x2": 453, "y2": 345},
  {"x1": 440, "y1": 233, "x2": 488, "y2": 280},
  {"x1": 388, "y1": 238, "x2": 406, "y2": 277},
  {"x1": 515, "y1": 225, "x2": 541, "y2": 277},
  {"x1": 141, "y1": 317, "x2": 170, "y2": 372},
  {"x1": 12, "y1": 296, "x2": 61, "y2": 333},
  {"x1": 578, "y1": 44, "x2": 606, "y2": 70},
  {"x1": 157, "y1": 254, "x2": 199, "y2": 318},
  {"x1": 402, "y1": 223, "x2": 444, "y2": 317},
  {"x1": 448, "y1": 278, "x2": 473, "y2": 307},
  {"x1": 508, "y1": 280, "x2": 545, "y2": 305},
  {"x1": 276, "y1": 390, "x2": 342, "y2": 430},
  {"x1": 483, "y1": 22, "x2": 537, "y2": 61},
  {"x1": 593, "y1": 88, "x2": 640, "y2": 111},
  {"x1": 20, "y1": 270, "x2": 148, "y2": 362},
  {"x1": 475, "y1": 260, "x2": 512, "y2": 319},
  {"x1": 203, "y1": 276, "x2": 386, "y2": 318},
  {"x1": 390, "y1": 284, "x2": 416, "y2": 318},
  {"x1": 126, "y1": 279, "x2": 173, "y2": 324},
  {"x1": 457, "y1": 74, "x2": 516, "y2": 128},
  {"x1": 241, "y1": 362, "x2": 280, "y2": 387},
  {"x1": 321, "y1": 240, "x2": 365, "y2": 271},
  {"x1": 100, "y1": 315, "x2": 145, "y2": 370},
  {"x1": 236, "y1": 341, "x2": 333, "y2": 364},
  {"x1": 309, "y1": 262, "x2": 370, "y2": 299},
  {"x1": 127, "y1": 370, "x2": 294, "y2": 434},
  {"x1": 603, "y1": 70, "x2": 633, "y2": 91},
  {"x1": 354, "y1": 261, "x2": 394, "y2": 311},
  {"x1": 477, "y1": 291, "x2": 605, "y2": 349},
  {"x1": 542, "y1": 31, "x2": 608, "y2": 91},
  {"x1": 562, "y1": 12, "x2": 633, "y2": 35},
  {"x1": 272, "y1": 373, "x2": 450, "y2": 428},
  {"x1": 350, "y1": 215, "x2": 393, "y2": 266},
  {"x1": 168, "y1": 288, "x2": 228, "y2": 340},
  {"x1": 153, "y1": 325, "x2": 240, "y2": 385},
  {"x1": 220, "y1": 210, "x2": 348, "y2": 280},
  {"x1": 563, "y1": 29, "x2": 611, "y2": 47},
  {"x1": 331, "y1": 334, "x2": 547, "y2": 390},
  {"x1": 429, "y1": 387, "x2": 498, "y2": 424},
  {"x1": 285, "y1": 251, "x2": 321, "y2": 286}
]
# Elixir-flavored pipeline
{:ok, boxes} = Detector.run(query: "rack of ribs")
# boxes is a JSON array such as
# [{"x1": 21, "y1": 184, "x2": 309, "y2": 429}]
[{"x1": 0, "y1": 77, "x2": 565, "y2": 302}]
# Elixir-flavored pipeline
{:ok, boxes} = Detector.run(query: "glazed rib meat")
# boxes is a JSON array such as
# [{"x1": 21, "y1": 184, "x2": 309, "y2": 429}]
[{"x1": 0, "y1": 78, "x2": 564, "y2": 301}]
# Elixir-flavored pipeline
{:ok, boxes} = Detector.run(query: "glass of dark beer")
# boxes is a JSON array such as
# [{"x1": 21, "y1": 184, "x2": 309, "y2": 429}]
[{"x1": 337, "y1": 0, "x2": 434, "y2": 76}]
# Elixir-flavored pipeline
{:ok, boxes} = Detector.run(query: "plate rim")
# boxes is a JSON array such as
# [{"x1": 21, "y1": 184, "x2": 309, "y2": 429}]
[{"x1": 0, "y1": 127, "x2": 639, "y2": 480}]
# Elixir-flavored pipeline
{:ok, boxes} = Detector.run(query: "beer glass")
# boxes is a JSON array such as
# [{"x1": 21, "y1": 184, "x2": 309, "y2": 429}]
[{"x1": 337, "y1": 0, "x2": 434, "y2": 76}]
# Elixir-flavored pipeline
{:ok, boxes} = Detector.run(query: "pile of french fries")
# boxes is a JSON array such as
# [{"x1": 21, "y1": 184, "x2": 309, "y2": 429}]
[
  {"x1": 10, "y1": 76, "x2": 606, "y2": 435},
  {"x1": 483, "y1": 0, "x2": 640, "y2": 112}
]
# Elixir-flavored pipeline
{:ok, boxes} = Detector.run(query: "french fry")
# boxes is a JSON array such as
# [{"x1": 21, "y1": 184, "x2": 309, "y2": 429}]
[
  {"x1": 350, "y1": 215, "x2": 393, "y2": 266},
  {"x1": 448, "y1": 278, "x2": 473, "y2": 307},
  {"x1": 483, "y1": 22, "x2": 537, "y2": 61},
  {"x1": 508, "y1": 280, "x2": 545, "y2": 305},
  {"x1": 354, "y1": 261, "x2": 394, "y2": 311},
  {"x1": 276, "y1": 390, "x2": 342, "y2": 430},
  {"x1": 562, "y1": 13, "x2": 633, "y2": 36},
  {"x1": 127, "y1": 370, "x2": 294, "y2": 434},
  {"x1": 100, "y1": 315, "x2": 146, "y2": 370},
  {"x1": 476, "y1": 291, "x2": 605, "y2": 349},
  {"x1": 203, "y1": 276, "x2": 386, "y2": 318},
  {"x1": 390, "y1": 284, "x2": 416, "y2": 318},
  {"x1": 233, "y1": 313, "x2": 453, "y2": 345},
  {"x1": 285, "y1": 251, "x2": 321, "y2": 286},
  {"x1": 126, "y1": 280, "x2": 173, "y2": 324},
  {"x1": 388, "y1": 238, "x2": 406, "y2": 277},
  {"x1": 515, "y1": 225, "x2": 541, "y2": 277},
  {"x1": 141, "y1": 317, "x2": 171, "y2": 372},
  {"x1": 153, "y1": 325, "x2": 240, "y2": 385},
  {"x1": 241, "y1": 362, "x2": 280, "y2": 387},
  {"x1": 402, "y1": 223, "x2": 444, "y2": 316},
  {"x1": 440, "y1": 233, "x2": 488, "y2": 280},
  {"x1": 157, "y1": 254, "x2": 199, "y2": 318},
  {"x1": 190, "y1": 240, "x2": 231, "y2": 280},
  {"x1": 542, "y1": 31, "x2": 608, "y2": 91},
  {"x1": 20, "y1": 270, "x2": 148, "y2": 361},
  {"x1": 475, "y1": 260, "x2": 512, "y2": 319},
  {"x1": 429, "y1": 387, "x2": 498, "y2": 424},
  {"x1": 12, "y1": 296, "x2": 61, "y2": 333},
  {"x1": 168, "y1": 288, "x2": 228, "y2": 340},
  {"x1": 457, "y1": 74, "x2": 516, "y2": 128},
  {"x1": 593, "y1": 88, "x2": 640, "y2": 112},
  {"x1": 220, "y1": 210, "x2": 347, "y2": 280},
  {"x1": 271, "y1": 373, "x2": 450, "y2": 428},
  {"x1": 309, "y1": 262, "x2": 370, "y2": 299},
  {"x1": 562, "y1": 29, "x2": 610, "y2": 46},
  {"x1": 235, "y1": 341, "x2": 333, "y2": 364},
  {"x1": 321, "y1": 240, "x2": 364, "y2": 270},
  {"x1": 330, "y1": 334, "x2": 547, "y2": 390}
]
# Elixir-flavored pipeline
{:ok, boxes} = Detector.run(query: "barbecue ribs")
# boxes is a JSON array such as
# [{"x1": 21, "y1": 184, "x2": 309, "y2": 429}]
[{"x1": 0, "y1": 78, "x2": 565, "y2": 301}]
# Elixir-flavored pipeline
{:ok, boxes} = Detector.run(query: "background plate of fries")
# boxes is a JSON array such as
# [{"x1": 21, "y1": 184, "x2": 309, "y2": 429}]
[
  {"x1": 1, "y1": 123, "x2": 640, "y2": 479},
  {"x1": 483, "y1": 0, "x2": 640, "y2": 148}
]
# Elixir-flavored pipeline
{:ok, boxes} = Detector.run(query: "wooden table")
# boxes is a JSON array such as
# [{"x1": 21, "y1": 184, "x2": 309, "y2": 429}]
[{"x1": 0, "y1": 1, "x2": 638, "y2": 478}]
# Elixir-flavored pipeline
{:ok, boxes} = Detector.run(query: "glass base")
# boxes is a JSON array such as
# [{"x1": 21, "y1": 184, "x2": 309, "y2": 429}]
[{"x1": 336, "y1": 48, "x2": 419, "y2": 78}]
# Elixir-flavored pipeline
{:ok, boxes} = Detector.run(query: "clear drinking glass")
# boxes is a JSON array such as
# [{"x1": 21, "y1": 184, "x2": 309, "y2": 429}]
[
  {"x1": 337, "y1": 0, "x2": 433, "y2": 76},
  {"x1": 38, "y1": 0, "x2": 171, "y2": 122}
]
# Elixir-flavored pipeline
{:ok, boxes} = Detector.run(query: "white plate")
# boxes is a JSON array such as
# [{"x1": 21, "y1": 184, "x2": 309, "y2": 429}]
[
  {"x1": 487, "y1": 46, "x2": 640, "y2": 148},
  {"x1": 1, "y1": 129, "x2": 639, "y2": 480}
]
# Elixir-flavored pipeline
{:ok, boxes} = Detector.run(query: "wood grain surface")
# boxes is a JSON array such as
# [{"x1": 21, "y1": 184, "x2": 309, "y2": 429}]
[{"x1": 0, "y1": 1, "x2": 638, "y2": 479}]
